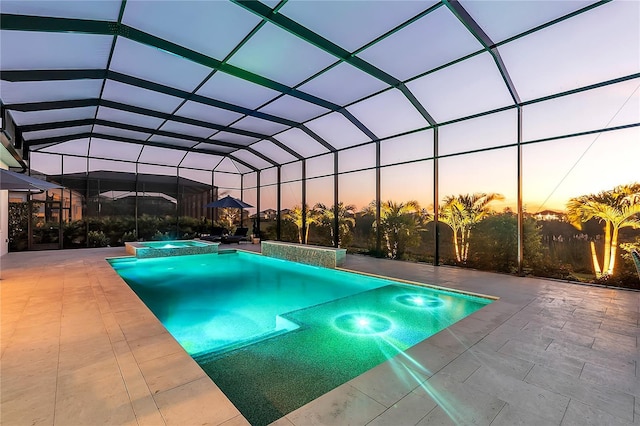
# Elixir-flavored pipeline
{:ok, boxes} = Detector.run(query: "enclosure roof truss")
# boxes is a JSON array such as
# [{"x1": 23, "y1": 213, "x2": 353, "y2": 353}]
[{"x1": 1, "y1": 0, "x2": 634, "y2": 174}]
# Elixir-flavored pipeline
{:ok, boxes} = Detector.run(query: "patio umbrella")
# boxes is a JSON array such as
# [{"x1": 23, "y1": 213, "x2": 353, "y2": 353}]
[
  {"x1": 0, "y1": 169, "x2": 63, "y2": 191},
  {"x1": 205, "y1": 195, "x2": 253, "y2": 227}
]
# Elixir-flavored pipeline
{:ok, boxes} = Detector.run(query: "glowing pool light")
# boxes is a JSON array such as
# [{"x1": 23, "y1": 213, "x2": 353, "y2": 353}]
[
  {"x1": 334, "y1": 313, "x2": 392, "y2": 335},
  {"x1": 395, "y1": 294, "x2": 444, "y2": 308}
]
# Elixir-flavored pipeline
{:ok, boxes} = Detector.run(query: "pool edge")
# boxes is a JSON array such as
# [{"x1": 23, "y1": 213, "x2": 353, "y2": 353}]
[{"x1": 336, "y1": 266, "x2": 499, "y2": 302}]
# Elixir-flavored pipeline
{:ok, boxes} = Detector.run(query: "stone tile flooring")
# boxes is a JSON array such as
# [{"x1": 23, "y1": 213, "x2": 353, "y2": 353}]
[{"x1": 1, "y1": 247, "x2": 638, "y2": 425}]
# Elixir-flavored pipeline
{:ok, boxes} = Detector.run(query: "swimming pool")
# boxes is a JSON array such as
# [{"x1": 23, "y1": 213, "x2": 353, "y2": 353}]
[{"x1": 110, "y1": 251, "x2": 492, "y2": 425}]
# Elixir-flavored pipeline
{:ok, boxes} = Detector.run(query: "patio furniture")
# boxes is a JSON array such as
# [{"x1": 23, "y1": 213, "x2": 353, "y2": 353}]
[
  {"x1": 221, "y1": 227, "x2": 249, "y2": 244},
  {"x1": 205, "y1": 196, "x2": 253, "y2": 229},
  {"x1": 200, "y1": 226, "x2": 228, "y2": 242}
]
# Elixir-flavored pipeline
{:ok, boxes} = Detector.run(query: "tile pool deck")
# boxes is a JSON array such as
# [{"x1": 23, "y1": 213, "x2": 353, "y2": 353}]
[{"x1": 1, "y1": 246, "x2": 638, "y2": 425}]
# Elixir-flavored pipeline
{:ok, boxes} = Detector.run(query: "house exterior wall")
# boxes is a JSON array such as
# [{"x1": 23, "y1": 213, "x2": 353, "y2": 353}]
[{"x1": 1, "y1": 163, "x2": 8, "y2": 257}]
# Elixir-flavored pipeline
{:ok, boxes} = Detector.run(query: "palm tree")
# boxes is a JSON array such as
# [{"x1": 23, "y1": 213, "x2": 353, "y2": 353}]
[
  {"x1": 438, "y1": 197, "x2": 465, "y2": 263},
  {"x1": 314, "y1": 202, "x2": 356, "y2": 247},
  {"x1": 566, "y1": 183, "x2": 640, "y2": 278},
  {"x1": 366, "y1": 200, "x2": 422, "y2": 259},
  {"x1": 284, "y1": 204, "x2": 317, "y2": 243},
  {"x1": 439, "y1": 193, "x2": 504, "y2": 263}
]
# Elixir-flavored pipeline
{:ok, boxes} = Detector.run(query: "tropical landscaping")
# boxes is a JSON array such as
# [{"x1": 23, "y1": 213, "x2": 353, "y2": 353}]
[
  {"x1": 275, "y1": 182, "x2": 640, "y2": 289},
  {"x1": 8, "y1": 182, "x2": 640, "y2": 289}
]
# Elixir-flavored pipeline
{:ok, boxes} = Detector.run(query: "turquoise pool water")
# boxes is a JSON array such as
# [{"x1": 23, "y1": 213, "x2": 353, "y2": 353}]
[{"x1": 110, "y1": 251, "x2": 492, "y2": 425}]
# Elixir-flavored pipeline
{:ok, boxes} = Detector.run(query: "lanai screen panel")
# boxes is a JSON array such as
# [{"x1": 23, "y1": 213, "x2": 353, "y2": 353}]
[{"x1": 0, "y1": 0, "x2": 637, "y2": 175}]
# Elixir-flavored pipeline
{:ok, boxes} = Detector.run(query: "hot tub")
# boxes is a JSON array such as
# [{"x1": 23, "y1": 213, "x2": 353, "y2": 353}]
[{"x1": 125, "y1": 240, "x2": 219, "y2": 258}]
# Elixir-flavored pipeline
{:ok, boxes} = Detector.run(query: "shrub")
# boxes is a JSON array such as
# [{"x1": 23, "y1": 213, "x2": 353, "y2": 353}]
[
  {"x1": 8, "y1": 202, "x2": 32, "y2": 251},
  {"x1": 63, "y1": 220, "x2": 86, "y2": 248},
  {"x1": 88, "y1": 231, "x2": 110, "y2": 247},
  {"x1": 121, "y1": 231, "x2": 137, "y2": 242}
]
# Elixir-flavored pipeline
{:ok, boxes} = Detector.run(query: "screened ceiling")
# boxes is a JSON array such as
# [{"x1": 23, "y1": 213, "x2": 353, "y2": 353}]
[{"x1": 1, "y1": 0, "x2": 638, "y2": 175}]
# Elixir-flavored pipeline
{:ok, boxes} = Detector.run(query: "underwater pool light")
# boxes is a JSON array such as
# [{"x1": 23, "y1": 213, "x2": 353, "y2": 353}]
[
  {"x1": 395, "y1": 294, "x2": 443, "y2": 308},
  {"x1": 334, "y1": 313, "x2": 392, "y2": 335}
]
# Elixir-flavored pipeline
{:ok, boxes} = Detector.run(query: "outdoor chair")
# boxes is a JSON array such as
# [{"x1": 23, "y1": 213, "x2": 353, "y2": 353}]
[
  {"x1": 200, "y1": 226, "x2": 228, "y2": 242},
  {"x1": 222, "y1": 227, "x2": 249, "y2": 244},
  {"x1": 632, "y1": 249, "x2": 640, "y2": 281}
]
